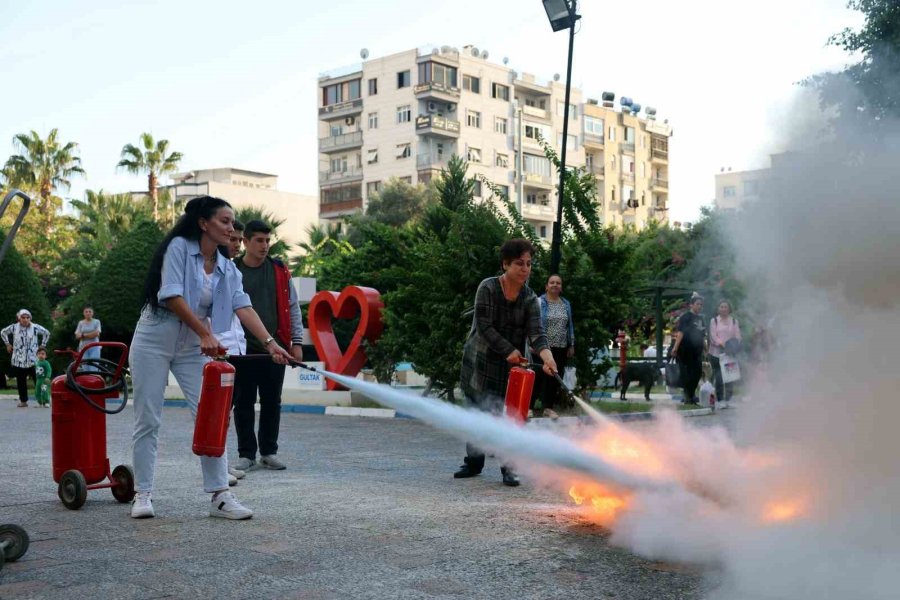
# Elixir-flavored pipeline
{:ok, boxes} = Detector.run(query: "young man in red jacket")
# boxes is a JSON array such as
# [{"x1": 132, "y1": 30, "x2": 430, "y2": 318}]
[{"x1": 232, "y1": 220, "x2": 304, "y2": 471}]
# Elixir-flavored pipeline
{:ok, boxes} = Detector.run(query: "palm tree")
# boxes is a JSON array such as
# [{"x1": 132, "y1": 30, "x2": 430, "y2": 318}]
[
  {"x1": 71, "y1": 189, "x2": 153, "y2": 247},
  {"x1": 290, "y1": 222, "x2": 352, "y2": 276},
  {"x1": 233, "y1": 206, "x2": 293, "y2": 260},
  {"x1": 3, "y1": 128, "x2": 85, "y2": 228},
  {"x1": 116, "y1": 133, "x2": 183, "y2": 222}
]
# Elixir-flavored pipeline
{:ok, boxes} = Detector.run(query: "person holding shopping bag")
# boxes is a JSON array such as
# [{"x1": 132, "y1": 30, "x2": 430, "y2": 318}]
[{"x1": 708, "y1": 300, "x2": 742, "y2": 409}]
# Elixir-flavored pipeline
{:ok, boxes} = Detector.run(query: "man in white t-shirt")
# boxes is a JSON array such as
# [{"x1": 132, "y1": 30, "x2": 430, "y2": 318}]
[
  {"x1": 213, "y1": 220, "x2": 247, "y2": 484},
  {"x1": 643, "y1": 344, "x2": 657, "y2": 358}
]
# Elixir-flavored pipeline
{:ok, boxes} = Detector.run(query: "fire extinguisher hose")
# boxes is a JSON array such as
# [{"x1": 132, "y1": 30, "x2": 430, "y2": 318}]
[{"x1": 65, "y1": 357, "x2": 130, "y2": 415}]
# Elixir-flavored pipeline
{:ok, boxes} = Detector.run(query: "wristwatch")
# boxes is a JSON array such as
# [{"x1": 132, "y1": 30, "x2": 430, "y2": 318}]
[{"x1": 263, "y1": 336, "x2": 275, "y2": 347}]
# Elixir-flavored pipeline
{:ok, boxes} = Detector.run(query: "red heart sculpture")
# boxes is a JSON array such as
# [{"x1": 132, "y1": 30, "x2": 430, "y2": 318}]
[{"x1": 308, "y1": 286, "x2": 384, "y2": 391}]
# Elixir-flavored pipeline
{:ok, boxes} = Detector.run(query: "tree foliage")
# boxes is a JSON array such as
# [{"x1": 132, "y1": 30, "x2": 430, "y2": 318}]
[
  {"x1": 51, "y1": 220, "x2": 163, "y2": 360},
  {"x1": 117, "y1": 133, "x2": 183, "y2": 223},
  {"x1": 363, "y1": 177, "x2": 436, "y2": 227},
  {"x1": 0, "y1": 234, "x2": 52, "y2": 377}
]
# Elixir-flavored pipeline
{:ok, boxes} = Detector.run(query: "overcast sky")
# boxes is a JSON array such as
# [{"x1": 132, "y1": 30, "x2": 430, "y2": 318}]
[{"x1": 0, "y1": 0, "x2": 860, "y2": 224}]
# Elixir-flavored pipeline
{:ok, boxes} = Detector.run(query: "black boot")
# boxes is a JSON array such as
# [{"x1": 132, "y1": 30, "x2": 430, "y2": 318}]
[
  {"x1": 454, "y1": 454, "x2": 484, "y2": 478},
  {"x1": 501, "y1": 466, "x2": 520, "y2": 487}
]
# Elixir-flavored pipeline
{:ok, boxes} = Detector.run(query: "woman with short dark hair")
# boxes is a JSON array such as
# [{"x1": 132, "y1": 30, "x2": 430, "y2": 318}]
[
  {"x1": 671, "y1": 293, "x2": 706, "y2": 405},
  {"x1": 457, "y1": 239, "x2": 558, "y2": 486}
]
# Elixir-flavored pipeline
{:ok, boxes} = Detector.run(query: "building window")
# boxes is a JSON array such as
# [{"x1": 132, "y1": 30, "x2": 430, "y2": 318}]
[
  {"x1": 466, "y1": 110, "x2": 481, "y2": 128},
  {"x1": 396, "y1": 143, "x2": 411, "y2": 159},
  {"x1": 397, "y1": 70, "x2": 410, "y2": 88},
  {"x1": 639, "y1": 162, "x2": 646, "y2": 177},
  {"x1": 525, "y1": 123, "x2": 550, "y2": 142},
  {"x1": 322, "y1": 79, "x2": 362, "y2": 106},
  {"x1": 498, "y1": 184, "x2": 509, "y2": 198},
  {"x1": 368, "y1": 112, "x2": 378, "y2": 129},
  {"x1": 540, "y1": 225, "x2": 547, "y2": 238},
  {"x1": 494, "y1": 117, "x2": 508, "y2": 134},
  {"x1": 330, "y1": 155, "x2": 348, "y2": 173},
  {"x1": 556, "y1": 101, "x2": 577, "y2": 118},
  {"x1": 463, "y1": 75, "x2": 480, "y2": 93},
  {"x1": 472, "y1": 180, "x2": 482, "y2": 197},
  {"x1": 366, "y1": 181, "x2": 381, "y2": 196},
  {"x1": 367, "y1": 148, "x2": 378, "y2": 164},
  {"x1": 491, "y1": 83, "x2": 510, "y2": 101},
  {"x1": 624, "y1": 126, "x2": 635, "y2": 144},
  {"x1": 557, "y1": 133, "x2": 578, "y2": 150},
  {"x1": 321, "y1": 183, "x2": 362, "y2": 205},
  {"x1": 418, "y1": 62, "x2": 458, "y2": 88},
  {"x1": 584, "y1": 116, "x2": 604, "y2": 135},
  {"x1": 524, "y1": 98, "x2": 546, "y2": 109},
  {"x1": 524, "y1": 154, "x2": 551, "y2": 176},
  {"x1": 397, "y1": 105, "x2": 411, "y2": 123},
  {"x1": 609, "y1": 126, "x2": 616, "y2": 141},
  {"x1": 723, "y1": 185, "x2": 737, "y2": 198},
  {"x1": 400, "y1": 176, "x2": 412, "y2": 184},
  {"x1": 467, "y1": 147, "x2": 482, "y2": 163},
  {"x1": 495, "y1": 153, "x2": 509, "y2": 168},
  {"x1": 368, "y1": 78, "x2": 378, "y2": 95},
  {"x1": 526, "y1": 193, "x2": 537, "y2": 204}
]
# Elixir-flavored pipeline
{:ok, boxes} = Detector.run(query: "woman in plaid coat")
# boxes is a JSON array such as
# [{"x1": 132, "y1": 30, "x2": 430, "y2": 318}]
[{"x1": 457, "y1": 239, "x2": 558, "y2": 486}]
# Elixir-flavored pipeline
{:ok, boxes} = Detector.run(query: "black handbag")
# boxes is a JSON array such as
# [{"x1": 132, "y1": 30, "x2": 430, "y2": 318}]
[{"x1": 665, "y1": 360, "x2": 681, "y2": 387}]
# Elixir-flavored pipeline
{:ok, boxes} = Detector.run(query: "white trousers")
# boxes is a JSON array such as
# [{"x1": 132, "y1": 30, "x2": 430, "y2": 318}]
[{"x1": 130, "y1": 307, "x2": 228, "y2": 493}]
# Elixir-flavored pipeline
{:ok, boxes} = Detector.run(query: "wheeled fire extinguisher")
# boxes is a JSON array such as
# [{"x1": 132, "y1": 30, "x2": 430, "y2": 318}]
[
  {"x1": 192, "y1": 358, "x2": 236, "y2": 457},
  {"x1": 504, "y1": 363, "x2": 535, "y2": 423},
  {"x1": 52, "y1": 342, "x2": 135, "y2": 510}
]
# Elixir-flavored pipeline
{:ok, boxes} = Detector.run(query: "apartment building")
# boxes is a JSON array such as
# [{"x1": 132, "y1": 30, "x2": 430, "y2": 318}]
[
  {"x1": 317, "y1": 45, "x2": 672, "y2": 235},
  {"x1": 149, "y1": 168, "x2": 319, "y2": 249}
]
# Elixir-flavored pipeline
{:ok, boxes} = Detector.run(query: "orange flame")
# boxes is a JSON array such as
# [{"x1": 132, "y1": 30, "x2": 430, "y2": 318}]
[
  {"x1": 568, "y1": 483, "x2": 630, "y2": 525},
  {"x1": 762, "y1": 499, "x2": 808, "y2": 524}
]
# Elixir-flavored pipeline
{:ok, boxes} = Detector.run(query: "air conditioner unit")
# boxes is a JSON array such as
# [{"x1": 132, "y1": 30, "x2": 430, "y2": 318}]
[
  {"x1": 427, "y1": 102, "x2": 438, "y2": 113},
  {"x1": 345, "y1": 116, "x2": 355, "y2": 126}
]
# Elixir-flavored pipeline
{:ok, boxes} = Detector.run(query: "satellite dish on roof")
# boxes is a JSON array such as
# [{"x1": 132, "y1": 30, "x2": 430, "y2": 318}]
[
  {"x1": 481, "y1": 50, "x2": 489, "y2": 59},
  {"x1": 553, "y1": 73, "x2": 561, "y2": 81},
  {"x1": 432, "y1": 48, "x2": 440, "y2": 55},
  {"x1": 360, "y1": 48, "x2": 369, "y2": 60},
  {"x1": 471, "y1": 47, "x2": 480, "y2": 56},
  {"x1": 441, "y1": 45, "x2": 451, "y2": 53},
  {"x1": 503, "y1": 56, "x2": 509, "y2": 65}
]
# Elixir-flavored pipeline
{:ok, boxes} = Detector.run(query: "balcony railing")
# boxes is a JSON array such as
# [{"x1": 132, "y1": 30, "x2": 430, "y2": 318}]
[
  {"x1": 652, "y1": 177, "x2": 669, "y2": 190},
  {"x1": 651, "y1": 147, "x2": 669, "y2": 161},
  {"x1": 415, "y1": 115, "x2": 460, "y2": 136},
  {"x1": 622, "y1": 142, "x2": 635, "y2": 153},
  {"x1": 319, "y1": 198, "x2": 363, "y2": 215},
  {"x1": 318, "y1": 98, "x2": 363, "y2": 118},
  {"x1": 318, "y1": 166, "x2": 363, "y2": 184},
  {"x1": 588, "y1": 164, "x2": 605, "y2": 177},
  {"x1": 522, "y1": 201, "x2": 556, "y2": 220},
  {"x1": 417, "y1": 153, "x2": 451, "y2": 169},
  {"x1": 524, "y1": 172, "x2": 552, "y2": 187},
  {"x1": 620, "y1": 172, "x2": 635, "y2": 184},
  {"x1": 318, "y1": 130, "x2": 363, "y2": 152},
  {"x1": 583, "y1": 131, "x2": 604, "y2": 147},
  {"x1": 522, "y1": 105, "x2": 549, "y2": 120}
]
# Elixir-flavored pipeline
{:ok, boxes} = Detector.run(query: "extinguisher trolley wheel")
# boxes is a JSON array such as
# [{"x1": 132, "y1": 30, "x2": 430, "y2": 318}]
[
  {"x1": 58, "y1": 470, "x2": 88, "y2": 510},
  {"x1": 0, "y1": 523, "x2": 30, "y2": 570},
  {"x1": 110, "y1": 464, "x2": 136, "y2": 503}
]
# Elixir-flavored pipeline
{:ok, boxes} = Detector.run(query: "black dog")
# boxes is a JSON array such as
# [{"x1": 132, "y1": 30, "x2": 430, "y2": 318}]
[{"x1": 615, "y1": 362, "x2": 662, "y2": 401}]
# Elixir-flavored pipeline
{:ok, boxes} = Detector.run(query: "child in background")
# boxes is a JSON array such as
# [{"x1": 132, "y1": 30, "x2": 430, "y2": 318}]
[
  {"x1": 699, "y1": 362, "x2": 717, "y2": 411},
  {"x1": 34, "y1": 347, "x2": 52, "y2": 407}
]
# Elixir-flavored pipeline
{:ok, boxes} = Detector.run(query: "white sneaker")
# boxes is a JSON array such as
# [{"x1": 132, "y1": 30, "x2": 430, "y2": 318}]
[
  {"x1": 228, "y1": 473, "x2": 238, "y2": 487},
  {"x1": 233, "y1": 457, "x2": 256, "y2": 471},
  {"x1": 228, "y1": 466, "x2": 246, "y2": 480},
  {"x1": 259, "y1": 455, "x2": 286, "y2": 470},
  {"x1": 210, "y1": 491, "x2": 253, "y2": 520},
  {"x1": 131, "y1": 491, "x2": 155, "y2": 518}
]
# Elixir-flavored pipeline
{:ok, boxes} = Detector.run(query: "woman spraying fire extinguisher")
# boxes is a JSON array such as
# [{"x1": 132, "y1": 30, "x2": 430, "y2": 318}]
[
  {"x1": 457, "y1": 239, "x2": 558, "y2": 487},
  {"x1": 129, "y1": 196, "x2": 291, "y2": 520}
]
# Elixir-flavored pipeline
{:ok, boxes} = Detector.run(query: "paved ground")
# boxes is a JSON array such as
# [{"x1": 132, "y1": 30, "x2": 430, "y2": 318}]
[{"x1": 0, "y1": 396, "x2": 733, "y2": 599}]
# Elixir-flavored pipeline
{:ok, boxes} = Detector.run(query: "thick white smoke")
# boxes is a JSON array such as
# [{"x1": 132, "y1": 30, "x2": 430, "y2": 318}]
[{"x1": 607, "y1": 82, "x2": 900, "y2": 599}]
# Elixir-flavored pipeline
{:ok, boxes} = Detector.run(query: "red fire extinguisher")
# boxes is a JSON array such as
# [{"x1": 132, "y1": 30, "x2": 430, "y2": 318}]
[
  {"x1": 193, "y1": 358, "x2": 236, "y2": 457},
  {"x1": 504, "y1": 364, "x2": 535, "y2": 424}
]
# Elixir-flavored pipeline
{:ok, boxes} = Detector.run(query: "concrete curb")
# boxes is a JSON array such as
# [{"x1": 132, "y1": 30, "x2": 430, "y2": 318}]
[{"x1": 4, "y1": 394, "x2": 714, "y2": 421}]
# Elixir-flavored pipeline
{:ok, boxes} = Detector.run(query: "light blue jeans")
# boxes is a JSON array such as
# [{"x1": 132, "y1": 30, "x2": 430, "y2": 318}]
[
  {"x1": 80, "y1": 343, "x2": 100, "y2": 372},
  {"x1": 130, "y1": 307, "x2": 229, "y2": 493}
]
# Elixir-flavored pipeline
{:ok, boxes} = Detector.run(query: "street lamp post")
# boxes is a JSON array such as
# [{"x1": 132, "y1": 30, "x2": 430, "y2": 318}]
[{"x1": 542, "y1": 0, "x2": 580, "y2": 274}]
